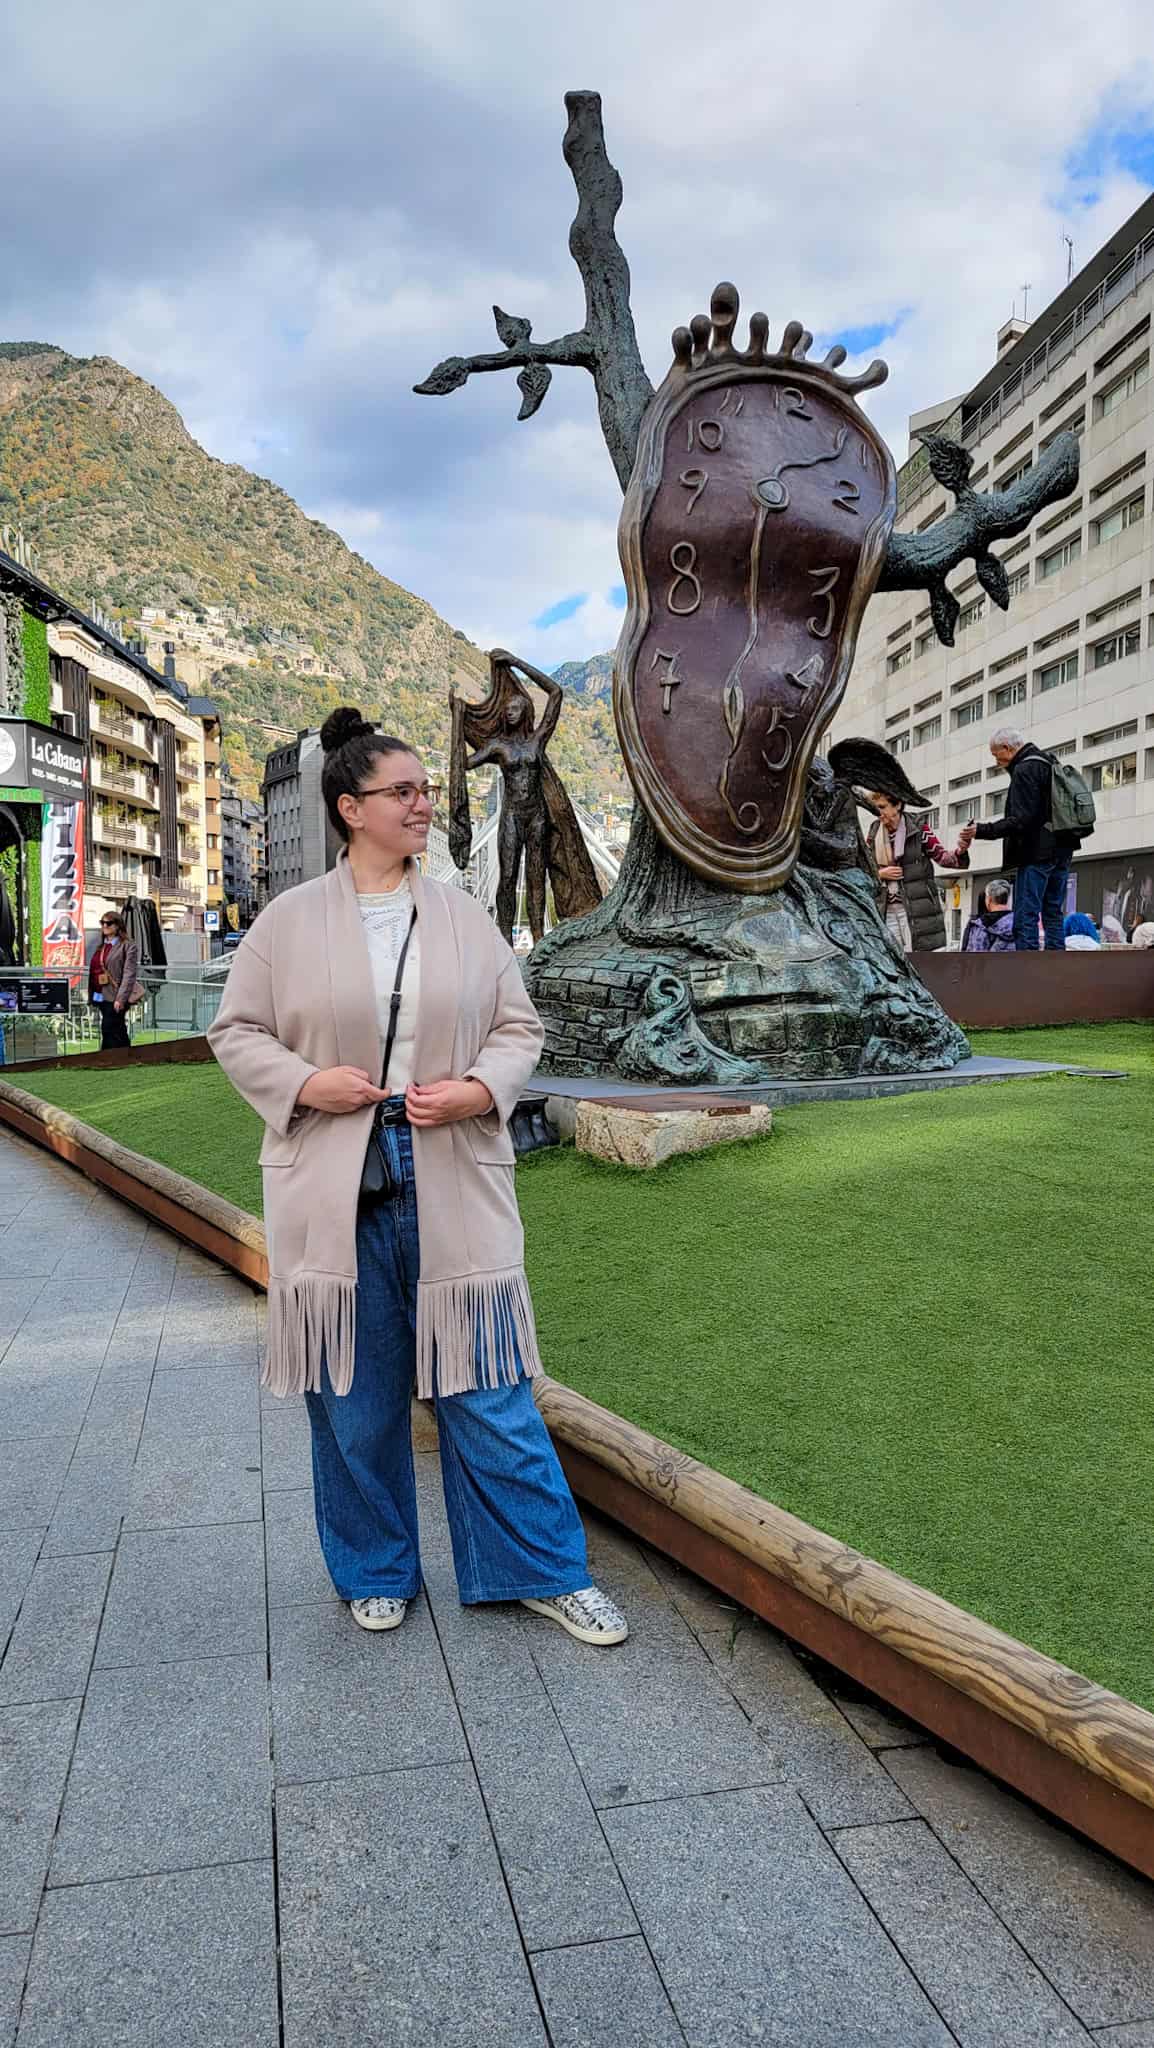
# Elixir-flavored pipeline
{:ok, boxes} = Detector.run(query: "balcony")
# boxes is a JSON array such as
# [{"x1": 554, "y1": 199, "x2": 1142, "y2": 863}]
[
  {"x1": 93, "y1": 811, "x2": 161, "y2": 855},
  {"x1": 179, "y1": 836, "x2": 203, "y2": 863},
  {"x1": 157, "y1": 877, "x2": 202, "y2": 905},
  {"x1": 88, "y1": 859, "x2": 155, "y2": 897},
  {"x1": 174, "y1": 749, "x2": 199, "y2": 783},
  {"x1": 178, "y1": 798, "x2": 202, "y2": 823},
  {"x1": 91, "y1": 756, "x2": 161, "y2": 809},
  {"x1": 91, "y1": 701, "x2": 157, "y2": 763}
]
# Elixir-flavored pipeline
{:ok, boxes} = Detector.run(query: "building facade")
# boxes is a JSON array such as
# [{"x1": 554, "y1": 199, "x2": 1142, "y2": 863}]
[
  {"x1": 835, "y1": 193, "x2": 1154, "y2": 941},
  {"x1": 262, "y1": 729, "x2": 337, "y2": 897},
  {"x1": 221, "y1": 775, "x2": 267, "y2": 926}
]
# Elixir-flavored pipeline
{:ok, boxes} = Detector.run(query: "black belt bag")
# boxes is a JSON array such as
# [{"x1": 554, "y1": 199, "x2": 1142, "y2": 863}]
[{"x1": 358, "y1": 908, "x2": 417, "y2": 1210}]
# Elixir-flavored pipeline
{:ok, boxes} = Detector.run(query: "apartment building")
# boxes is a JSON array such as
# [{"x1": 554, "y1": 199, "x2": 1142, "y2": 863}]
[
  {"x1": 221, "y1": 776, "x2": 266, "y2": 925},
  {"x1": 836, "y1": 192, "x2": 1154, "y2": 941},
  {"x1": 262, "y1": 729, "x2": 338, "y2": 897}
]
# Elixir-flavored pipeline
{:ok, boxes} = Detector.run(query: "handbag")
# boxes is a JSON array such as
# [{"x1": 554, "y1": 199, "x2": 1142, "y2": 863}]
[{"x1": 358, "y1": 908, "x2": 417, "y2": 1208}]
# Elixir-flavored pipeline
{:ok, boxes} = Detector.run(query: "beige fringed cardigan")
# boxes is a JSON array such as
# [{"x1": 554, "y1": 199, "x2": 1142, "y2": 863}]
[{"x1": 207, "y1": 852, "x2": 545, "y2": 1399}]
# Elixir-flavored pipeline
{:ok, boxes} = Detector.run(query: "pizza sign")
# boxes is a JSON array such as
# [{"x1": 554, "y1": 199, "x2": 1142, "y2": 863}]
[{"x1": 614, "y1": 283, "x2": 897, "y2": 893}]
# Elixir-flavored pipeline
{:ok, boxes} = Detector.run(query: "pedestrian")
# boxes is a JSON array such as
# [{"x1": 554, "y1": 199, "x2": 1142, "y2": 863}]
[
  {"x1": 1063, "y1": 912, "x2": 1101, "y2": 952},
  {"x1": 1101, "y1": 915, "x2": 1127, "y2": 947},
  {"x1": 88, "y1": 911, "x2": 140, "y2": 1051},
  {"x1": 962, "y1": 878, "x2": 1016, "y2": 952},
  {"x1": 1130, "y1": 922, "x2": 1154, "y2": 950},
  {"x1": 208, "y1": 707, "x2": 628, "y2": 1646},
  {"x1": 971, "y1": 729, "x2": 1084, "y2": 951},
  {"x1": 867, "y1": 794, "x2": 973, "y2": 952}
]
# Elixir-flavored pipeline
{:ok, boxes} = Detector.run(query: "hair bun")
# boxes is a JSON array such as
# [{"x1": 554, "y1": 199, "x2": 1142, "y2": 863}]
[{"x1": 320, "y1": 706, "x2": 374, "y2": 754}]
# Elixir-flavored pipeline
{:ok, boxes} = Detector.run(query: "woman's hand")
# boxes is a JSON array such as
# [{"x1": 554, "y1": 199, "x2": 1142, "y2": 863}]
[
  {"x1": 877, "y1": 864, "x2": 903, "y2": 881},
  {"x1": 405, "y1": 1079, "x2": 494, "y2": 1127},
  {"x1": 297, "y1": 1066, "x2": 389, "y2": 1115}
]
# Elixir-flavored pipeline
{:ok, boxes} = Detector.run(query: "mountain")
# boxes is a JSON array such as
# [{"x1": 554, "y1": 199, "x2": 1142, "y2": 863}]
[
  {"x1": 552, "y1": 651, "x2": 614, "y2": 702},
  {"x1": 0, "y1": 343, "x2": 624, "y2": 805}
]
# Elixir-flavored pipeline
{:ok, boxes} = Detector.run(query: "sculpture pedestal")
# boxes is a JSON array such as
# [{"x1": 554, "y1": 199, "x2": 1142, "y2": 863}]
[{"x1": 526, "y1": 855, "x2": 969, "y2": 1084}]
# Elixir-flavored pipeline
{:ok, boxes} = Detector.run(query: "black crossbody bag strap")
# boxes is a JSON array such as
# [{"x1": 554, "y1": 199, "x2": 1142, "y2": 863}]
[
  {"x1": 378, "y1": 907, "x2": 418, "y2": 1099},
  {"x1": 359, "y1": 907, "x2": 417, "y2": 1206}
]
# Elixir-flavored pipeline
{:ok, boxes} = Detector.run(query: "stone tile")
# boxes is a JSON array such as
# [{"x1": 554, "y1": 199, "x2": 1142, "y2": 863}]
[
  {"x1": 142, "y1": 1366, "x2": 259, "y2": 1438},
  {"x1": 640, "y1": 1542, "x2": 743, "y2": 1636},
  {"x1": 124, "y1": 1428, "x2": 263, "y2": 1531},
  {"x1": 99, "y1": 1312, "x2": 164, "y2": 1376},
  {"x1": 41, "y1": 1441, "x2": 137, "y2": 1557},
  {"x1": 526, "y1": 1523, "x2": 773, "y2": 1809},
  {"x1": 270, "y1": 1598, "x2": 465, "y2": 1784},
  {"x1": 0, "y1": 1373, "x2": 96, "y2": 1442},
  {"x1": 16, "y1": 1861, "x2": 279, "y2": 2048},
  {"x1": 167, "y1": 1269, "x2": 255, "y2": 1307},
  {"x1": 604, "y1": 1786, "x2": 953, "y2": 2047},
  {"x1": 264, "y1": 1486, "x2": 337, "y2": 1607},
  {"x1": 260, "y1": 1407, "x2": 312, "y2": 1491},
  {"x1": 0, "y1": 1553, "x2": 113, "y2": 1706},
  {"x1": 1, "y1": 1316, "x2": 117, "y2": 1371},
  {"x1": 78, "y1": 1376, "x2": 150, "y2": 1440},
  {"x1": 531, "y1": 1937, "x2": 683, "y2": 2047},
  {"x1": 1093, "y1": 2027, "x2": 1154, "y2": 2043},
  {"x1": 828, "y1": 1687, "x2": 930, "y2": 1751},
  {"x1": 885, "y1": 1747, "x2": 1154, "y2": 2029},
  {"x1": 51, "y1": 1654, "x2": 271, "y2": 1884},
  {"x1": 0, "y1": 1535, "x2": 43, "y2": 1644},
  {"x1": 416, "y1": 1469, "x2": 637, "y2": 1951},
  {"x1": 95, "y1": 1522, "x2": 267, "y2": 1668},
  {"x1": 278, "y1": 1765, "x2": 548, "y2": 2047},
  {"x1": 0, "y1": 1935, "x2": 29, "y2": 2048},
  {"x1": 0, "y1": 1699, "x2": 80, "y2": 1934},
  {"x1": 156, "y1": 1333, "x2": 261, "y2": 1374},
  {"x1": 0, "y1": 1438, "x2": 74, "y2": 1532},
  {"x1": 700, "y1": 1618, "x2": 914, "y2": 1827},
  {"x1": 836, "y1": 1818, "x2": 1094, "y2": 2044}
]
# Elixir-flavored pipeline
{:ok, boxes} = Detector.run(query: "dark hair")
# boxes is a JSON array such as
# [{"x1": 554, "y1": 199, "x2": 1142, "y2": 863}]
[
  {"x1": 100, "y1": 911, "x2": 127, "y2": 937},
  {"x1": 319, "y1": 707, "x2": 416, "y2": 842}
]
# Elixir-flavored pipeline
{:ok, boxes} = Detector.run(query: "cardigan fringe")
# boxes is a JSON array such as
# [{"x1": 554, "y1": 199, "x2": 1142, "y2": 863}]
[
  {"x1": 264, "y1": 1273, "x2": 358, "y2": 1397},
  {"x1": 263, "y1": 1265, "x2": 543, "y2": 1400},
  {"x1": 417, "y1": 1267, "x2": 543, "y2": 1398}
]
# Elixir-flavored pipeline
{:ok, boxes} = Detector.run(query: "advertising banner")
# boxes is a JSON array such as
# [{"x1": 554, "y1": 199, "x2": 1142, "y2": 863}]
[{"x1": 42, "y1": 799, "x2": 86, "y2": 971}]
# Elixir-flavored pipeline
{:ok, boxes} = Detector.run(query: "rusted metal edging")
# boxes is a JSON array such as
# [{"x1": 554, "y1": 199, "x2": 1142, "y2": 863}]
[{"x1": 3, "y1": 1076, "x2": 1153, "y2": 1880}]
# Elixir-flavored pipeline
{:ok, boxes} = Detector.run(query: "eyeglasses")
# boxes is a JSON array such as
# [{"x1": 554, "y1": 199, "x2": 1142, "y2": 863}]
[{"x1": 357, "y1": 781, "x2": 441, "y2": 809}]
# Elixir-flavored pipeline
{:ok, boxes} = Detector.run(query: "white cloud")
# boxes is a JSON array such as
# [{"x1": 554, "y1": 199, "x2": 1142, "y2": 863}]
[{"x1": 2, "y1": 0, "x2": 1153, "y2": 669}]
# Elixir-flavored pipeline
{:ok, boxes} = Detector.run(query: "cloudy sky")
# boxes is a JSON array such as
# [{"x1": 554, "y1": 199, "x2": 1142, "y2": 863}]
[{"x1": 3, "y1": 2, "x2": 1153, "y2": 669}]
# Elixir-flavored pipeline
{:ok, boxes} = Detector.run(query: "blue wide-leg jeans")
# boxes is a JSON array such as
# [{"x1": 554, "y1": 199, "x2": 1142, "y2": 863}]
[{"x1": 304, "y1": 1107, "x2": 589, "y2": 1605}]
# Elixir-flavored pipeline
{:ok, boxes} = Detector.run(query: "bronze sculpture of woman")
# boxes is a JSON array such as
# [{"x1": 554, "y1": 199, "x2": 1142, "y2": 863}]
[{"x1": 449, "y1": 649, "x2": 602, "y2": 945}]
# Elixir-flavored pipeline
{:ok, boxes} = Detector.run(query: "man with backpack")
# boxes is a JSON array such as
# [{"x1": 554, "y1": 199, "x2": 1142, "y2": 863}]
[{"x1": 972, "y1": 728, "x2": 1095, "y2": 951}]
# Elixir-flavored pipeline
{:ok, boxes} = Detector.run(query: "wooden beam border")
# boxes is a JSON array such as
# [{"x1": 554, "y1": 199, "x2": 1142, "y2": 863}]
[{"x1": 3, "y1": 1075, "x2": 1152, "y2": 1879}]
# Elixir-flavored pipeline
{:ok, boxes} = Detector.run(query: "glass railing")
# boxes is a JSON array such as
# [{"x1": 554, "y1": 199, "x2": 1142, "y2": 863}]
[{"x1": 0, "y1": 968, "x2": 225, "y2": 1069}]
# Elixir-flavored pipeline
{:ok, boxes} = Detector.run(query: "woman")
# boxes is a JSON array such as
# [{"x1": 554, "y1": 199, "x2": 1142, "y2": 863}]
[
  {"x1": 89, "y1": 911, "x2": 140, "y2": 1050},
  {"x1": 1062, "y1": 912, "x2": 1101, "y2": 952},
  {"x1": 208, "y1": 708, "x2": 627, "y2": 1646},
  {"x1": 867, "y1": 795, "x2": 973, "y2": 952}
]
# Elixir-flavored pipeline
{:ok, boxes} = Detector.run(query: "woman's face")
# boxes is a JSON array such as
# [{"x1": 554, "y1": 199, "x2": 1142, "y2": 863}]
[
  {"x1": 346, "y1": 749, "x2": 433, "y2": 861},
  {"x1": 873, "y1": 795, "x2": 903, "y2": 834},
  {"x1": 100, "y1": 919, "x2": 120, "y2": 943},
  {"x1": 504, "y1": 697, "x2": 527, "y2": 729}
]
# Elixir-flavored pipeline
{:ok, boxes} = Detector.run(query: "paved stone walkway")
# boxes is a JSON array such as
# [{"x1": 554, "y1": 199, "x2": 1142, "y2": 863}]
[{"x1": 3, "y1": 1124, "x2": 1154, "y2": 2046}]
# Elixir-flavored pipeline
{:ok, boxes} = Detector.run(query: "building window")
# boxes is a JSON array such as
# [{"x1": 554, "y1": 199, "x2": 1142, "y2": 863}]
[
  {"x1": 951, "y1": 697, "x2": 984, "y2": 730},
  {"x1": 1037, "y1": 498, "x2": 1082, "y2": 537},
  {"x1": 890, "y1": 731, "x2": 910, "y2": 755},
  {"x1": 886, "y1": 647, "x2": 912, "y2": 675},
  {"x1": 1090, "y1": 454, "x2": 1146, "y2": 500},
  {"x1": 991, "y1": 677, "x2": 1027, "y2": 712},
  {"x1": 1088, "y1": 585, "x2": 1142, "y2": 627},
  {"x1": 1094, "y1": 316, "x2": 1150, "y2": 376},
  {"x1": 915, "y1": 628, "x2": 937, "y2": 657},
  {"x1": 957, "y1": 597, "x2": 986, "y2": 630},
  {"x1": 1035, "y1": 653, "x2": 1079, "y2": 693},
  {"x1": 948, "y1": 796, "x2": 981, "y2": 825},
  {"x1": 1038, "y1": 410, "x2": 1085, "y2": 453},
  {"x1": 1091, "y1": 624, "x2": 1140, "y2": 669},
  {"x1": 997, "y1": 457, "x2": 1033, "y2": 492},
  {"x1": 885, "y1": 707, "x2": 910, "y2": 730},
  {"x1": 1006, "y1": 566, "x2": 1030, "y2": 598},
  {"x1": 914, "y1": 715, "x2": 942, "y2": 746},
  {"x1": 985, "y1": 791, "x2": 1004, "y2": 817},
  {"x1": 1089, "y1": 493, "x2": 1144, "y2": 546},
  {"x1": 948, "y1": 770, "x2": 981, "y2": 790},
  {"x1": 1038, "y1": 535, "x2": 1081, "y2": 579},
  {"x1": 208, "y1": 870, "x2": 220, "y2": 886},
  {"x1": 1085, "y1": 752, "x2": 1136, "y2": 792},
  {"x1": 1084, "y1": 719, "x2": 1137, "y2": 749},
  {"x1": 1093, "y1": 353, "x2": 1148, "y2": 419},
  {"x1": 914, "y1": 691, "x2": 942, "y2": 713},
  {"x1": 1035, "y1": 619, "x2": 1079, "y2": 651},
  {"x1": 1050, "y1": 739, "x2": 1077, "y2": 760}
]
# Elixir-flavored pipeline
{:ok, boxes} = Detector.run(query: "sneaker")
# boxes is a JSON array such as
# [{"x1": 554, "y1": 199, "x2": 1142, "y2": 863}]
[
  {"x1": 521, "y1": 1585, "x2": 628, "y2": 1646},
  {"x1": 349, "y1": 1595, "x2": 408, "y2": 1632}
]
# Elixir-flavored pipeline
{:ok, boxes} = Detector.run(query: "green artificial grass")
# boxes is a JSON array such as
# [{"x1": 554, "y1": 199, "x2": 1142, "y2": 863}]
[{"x1": 14, "y1": 1024, "x2": 1154, "y2": 1708}]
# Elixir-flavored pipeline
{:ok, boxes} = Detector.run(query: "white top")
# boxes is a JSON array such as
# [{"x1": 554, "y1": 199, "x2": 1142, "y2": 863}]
[{"x1": 357, "y1": 878, "x2": 421, "y2": 1095}]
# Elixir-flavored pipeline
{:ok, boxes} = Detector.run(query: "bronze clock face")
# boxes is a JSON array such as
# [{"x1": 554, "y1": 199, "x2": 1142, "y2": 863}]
[{"x1": 615, "y1": 351, "x2": 896, "y2": 892}]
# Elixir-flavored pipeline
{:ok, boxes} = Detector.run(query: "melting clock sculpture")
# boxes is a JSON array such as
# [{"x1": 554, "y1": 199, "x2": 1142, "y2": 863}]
[{"x1": 417, "y1": 95, "x2": 1079, "y2": 1084}]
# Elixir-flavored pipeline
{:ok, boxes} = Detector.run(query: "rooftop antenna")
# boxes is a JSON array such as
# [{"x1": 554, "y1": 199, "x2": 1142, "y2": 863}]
[
  {"x1": 1062, "y1": 234, "x2": 1074, "y2": 284},
  {"x1": 1020, "y1": 281, "x2": 1032, "y2": 322}
]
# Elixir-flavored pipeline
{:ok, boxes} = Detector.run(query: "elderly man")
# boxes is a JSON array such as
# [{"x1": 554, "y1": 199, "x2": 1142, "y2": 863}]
[{"x1": 972, "y1": 728, "x2": 1082, "y2": 951}]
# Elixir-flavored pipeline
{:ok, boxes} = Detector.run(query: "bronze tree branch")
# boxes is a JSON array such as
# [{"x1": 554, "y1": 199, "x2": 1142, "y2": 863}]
[
  {"x1": 877, "y1": 430, "x2": 1081, "y2": 645},
  {"x1": 414, "y1": 91, "x2": 653, "y2": 489}
]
